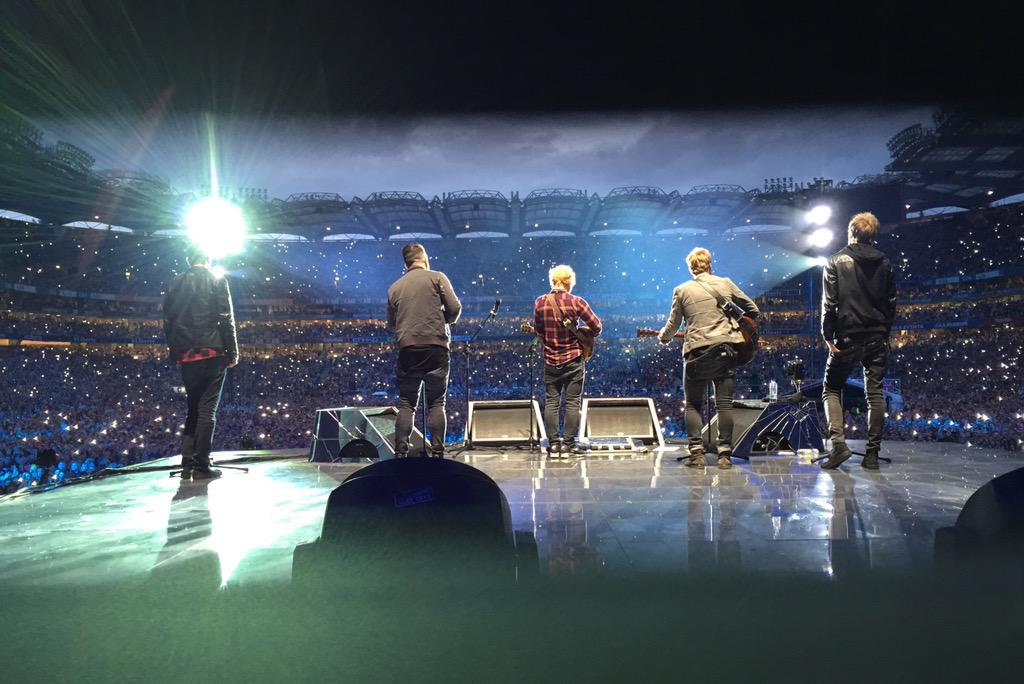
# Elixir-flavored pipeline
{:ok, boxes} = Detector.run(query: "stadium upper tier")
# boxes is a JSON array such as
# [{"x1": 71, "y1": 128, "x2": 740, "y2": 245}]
[{"x1": 1, "y1": 203, "x2": 1022, "y2": 309}]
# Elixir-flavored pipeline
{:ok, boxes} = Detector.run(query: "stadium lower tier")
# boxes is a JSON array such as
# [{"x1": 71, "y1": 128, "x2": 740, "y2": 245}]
[{"x1": 1, "y1": 327, "x2": 1022, "y2": 492}]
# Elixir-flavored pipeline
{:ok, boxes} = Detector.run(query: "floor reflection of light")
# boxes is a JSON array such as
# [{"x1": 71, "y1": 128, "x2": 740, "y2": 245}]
[
  {"x1": 206, "y1": 466, "x2": 330, "y2": 586},
  {"x1": 580, "y1": 459, "x2": 589, "y2": 489},
  {"x1": 530, "y1": 488, "x2": 537, "y2": 536}
]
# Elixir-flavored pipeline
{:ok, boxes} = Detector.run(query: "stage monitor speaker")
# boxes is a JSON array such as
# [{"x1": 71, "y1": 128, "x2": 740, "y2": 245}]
[
  {"x1": 309, "y1": 406, "x2": 424, "y2": 462},
  {"x1": 466, "y1": 400, "x2": 545, "y2": 447},
  {"x1": 935, "y1": 466, "x2": 1024, "y2": 571},
  {"x1": 292, "y1": 458, "x2": 539, "y2": 585},
  {"x1": 702, "y1": 400, "x2": 824, "y2": 460},
  {"x1": 580, "y1": 397, "x2": 665, "y2": 447}
]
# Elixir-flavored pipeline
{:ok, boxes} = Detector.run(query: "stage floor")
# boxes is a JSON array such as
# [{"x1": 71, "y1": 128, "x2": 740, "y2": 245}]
[{"x1": 2, "y1": 440, "x2": 1020, "y2": 588}]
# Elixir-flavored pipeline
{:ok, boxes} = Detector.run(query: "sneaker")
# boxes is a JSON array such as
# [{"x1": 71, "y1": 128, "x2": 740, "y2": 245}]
[
  {"x1": 564, "y1": 442, "x2": 583, "y2": 456},
  {"x1": 862, "y1": 449, "x2": 880, "y2": 470},
  {"x1": 191, "y1": 467, "x2": 222, "y2": 480},
  {"x1": 820, "y1": 442, "x2": 853, "y2": 470},
  {"x1": 717, "y1": 452, "x2": 733, "y2": 469}
]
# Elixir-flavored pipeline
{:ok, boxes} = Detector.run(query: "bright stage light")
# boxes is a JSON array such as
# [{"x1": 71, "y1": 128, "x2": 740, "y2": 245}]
[
  {"x1": 184, "y1": 197, "x2": 247, "y2": 259},
  {"x1": 806, "y1": 205, "x2": 832, "y2": 225},
  {"x1": 808, "y1": 227, "x2": 834, "y2": 248},
  {"x1": 210, "y1": 265, "x2": 226, "y2": 279},
  {"x1": 811, "y1": 256, "x2": 828, "y2": 267}
]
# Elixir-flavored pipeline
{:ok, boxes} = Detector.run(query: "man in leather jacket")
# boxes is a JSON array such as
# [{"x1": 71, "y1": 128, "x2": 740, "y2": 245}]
[
  {"x1": 162, "y1": 245, "x2": 239, "y2": 479},
  {"x1": 819, "y1": 212, "x2": 896, "y2": 470}
]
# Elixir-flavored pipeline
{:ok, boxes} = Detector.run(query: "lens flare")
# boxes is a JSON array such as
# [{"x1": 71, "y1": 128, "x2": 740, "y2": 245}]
[{"x1": 184, "y1": 197, "x2": 247, "y2": 258}]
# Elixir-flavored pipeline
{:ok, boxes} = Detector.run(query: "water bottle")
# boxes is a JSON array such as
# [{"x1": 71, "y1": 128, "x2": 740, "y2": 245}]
[{"x1": 768, "y1": 379, "x2": 778, "y2": 401}]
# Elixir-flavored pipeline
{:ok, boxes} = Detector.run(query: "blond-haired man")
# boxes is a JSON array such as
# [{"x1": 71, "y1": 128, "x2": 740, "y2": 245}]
[
  {"x1": 533, "y1": 264, "x2": 602, "y2": 456},
  {"x1": 659, "y1": 247, "x2": 758, "y2": 469},
  {"x1": 819, "y1": 212, "x2": 896, "y2": 470}
]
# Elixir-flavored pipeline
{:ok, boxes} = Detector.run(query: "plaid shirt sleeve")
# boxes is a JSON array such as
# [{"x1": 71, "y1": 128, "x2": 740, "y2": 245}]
[{"x1": 574, "y1": 296, "x2": 602, "y2": 337}]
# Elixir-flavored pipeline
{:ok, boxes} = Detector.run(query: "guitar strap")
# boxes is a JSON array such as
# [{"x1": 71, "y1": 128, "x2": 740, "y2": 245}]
[
  {"x1": 546, "y1": 293, "x2": 588, "y2": 348},
  {"x1": 693, "y1": 278, "x2": 740, "y2": 331}
]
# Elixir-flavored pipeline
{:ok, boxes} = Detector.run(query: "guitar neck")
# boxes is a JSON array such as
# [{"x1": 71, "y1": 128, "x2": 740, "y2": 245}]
[{"x1": 636, "y1": 328, "x2": 685, "y2": 339}]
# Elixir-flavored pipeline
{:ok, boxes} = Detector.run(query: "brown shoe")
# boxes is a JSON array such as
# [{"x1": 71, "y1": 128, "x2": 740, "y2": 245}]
[
  {"x1": 718, "y1": 454, "x2": 733, "y2": 469},
  {"x1": 684, "y1": 449, "x2": 706, "y2": 468}
]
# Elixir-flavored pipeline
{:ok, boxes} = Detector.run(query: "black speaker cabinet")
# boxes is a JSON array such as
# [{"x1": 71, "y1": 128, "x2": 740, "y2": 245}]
[
  {"x1": 466, "y1": 400, "x2": 545, "y2": 447},
  {"x1": 309, "y1": 406, "x2": 424, "y2": 462},
  {"x1": 580, "y1": 397, "x2": 665, "y2": 447}
]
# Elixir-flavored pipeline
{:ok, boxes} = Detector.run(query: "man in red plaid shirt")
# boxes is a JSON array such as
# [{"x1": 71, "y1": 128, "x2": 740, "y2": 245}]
[{"x1": 533, "y1": 264, "x2": 602, "y2": 456}]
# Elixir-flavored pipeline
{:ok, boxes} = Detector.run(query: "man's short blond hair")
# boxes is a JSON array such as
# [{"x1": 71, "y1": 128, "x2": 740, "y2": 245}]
[
  {"x1": 848, "y1": 212, "x2": 880, "y2": 243},
  {"x1": 687, "y1": 247, "x2": 712, "y2": 276},
  {"x1": 548, "y1": 264, "x2": 576, "y2": 290}
]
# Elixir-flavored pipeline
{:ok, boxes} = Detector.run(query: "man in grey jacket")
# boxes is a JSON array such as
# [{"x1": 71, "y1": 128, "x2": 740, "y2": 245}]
[
  {"x1": 659, "y1": 247, "x2": 759, "y2": 469},
  {"x1": 386, "y1": 243, "x2": 462, "y2": 457}
]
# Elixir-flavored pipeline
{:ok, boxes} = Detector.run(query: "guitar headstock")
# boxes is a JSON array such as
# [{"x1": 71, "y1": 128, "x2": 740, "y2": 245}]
[{"x1": 520, "y1": 322, "x2": 535, "y2": 334}]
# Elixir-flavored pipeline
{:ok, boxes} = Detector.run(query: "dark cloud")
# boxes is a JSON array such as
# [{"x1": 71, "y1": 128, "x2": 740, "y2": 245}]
[{"x1": 46, "y1": 107, "x2": 930, "y2": 199}]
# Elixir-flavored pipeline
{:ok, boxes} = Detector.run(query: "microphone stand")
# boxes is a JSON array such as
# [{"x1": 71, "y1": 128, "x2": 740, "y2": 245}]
[
  {"x1": 526, "y1": 334, "x2": 541, "y2": 453},
  {"x1": 464, "y1": 298, "x2": 501, "y2": 449}
]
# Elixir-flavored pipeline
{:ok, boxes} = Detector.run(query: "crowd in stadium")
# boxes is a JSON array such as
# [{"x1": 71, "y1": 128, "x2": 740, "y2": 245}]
[
  {"x1": 2, "y1": 297, "x2": 1021, "y2": 344},
  {"x1": 2, "y1": 326, "x2": 1022, "y2": 493},
  {"x1": 1, "y1": 204, "x2": 1023, "y2": 493}
]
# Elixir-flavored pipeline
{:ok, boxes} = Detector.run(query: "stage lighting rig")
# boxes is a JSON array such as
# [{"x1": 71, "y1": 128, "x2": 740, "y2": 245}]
[
  {"x1": 808, "y1": 227, "x2": 834, "y2": 248},
  {"x1": 805, "y1": 204, "x2": 832, "y2": 225},
  {"x1": 184, "y1": 197, "x2": 247, "y2": 259}
]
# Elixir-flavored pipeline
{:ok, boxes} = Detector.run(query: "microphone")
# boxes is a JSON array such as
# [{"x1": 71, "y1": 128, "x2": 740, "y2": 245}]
[{"x1": 489, "y1": 297, "x2": 501, "y2": 316}]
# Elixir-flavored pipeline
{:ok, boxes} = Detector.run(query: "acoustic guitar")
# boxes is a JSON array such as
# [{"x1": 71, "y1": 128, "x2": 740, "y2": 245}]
[
  {"x1": 636, "y1": 318, "x2": 759, "y2": 366},
  {"x1": 521, "y1": 322, "x2": 596, "y2": 360}
]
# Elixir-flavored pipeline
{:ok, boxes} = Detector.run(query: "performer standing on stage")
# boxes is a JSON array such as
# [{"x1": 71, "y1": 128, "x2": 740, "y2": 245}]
[
  {"x1": 658, "y1": 247, "x2": 758, "y2": 469},
  {"x1": 819, "y1": 212, "x2": 896, "y2": 470},
  {"x1": 162, "y1": 245, "x2": 239, "y2": 480},
  {"x1": 533, "y1": 265, "x2": 602, "y2": 457},
  {"x1": 387, "y1": 243, "x2": 462, "y2": 457}
]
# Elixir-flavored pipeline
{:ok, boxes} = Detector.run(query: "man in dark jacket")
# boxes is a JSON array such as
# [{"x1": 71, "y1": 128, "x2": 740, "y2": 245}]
[
  {"x1": 162, "y1": 245, "x2": 239, "y2": 479},
  {"x1": 819, "y1": 212, "x2": 896, "y2": 470},
  {"x1": 387, "y1": 243, "x2": 462, "y2": 457}
]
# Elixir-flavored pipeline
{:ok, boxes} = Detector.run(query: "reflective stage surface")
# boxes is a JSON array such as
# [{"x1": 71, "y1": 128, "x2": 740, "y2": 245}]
[
  {"x1": 3, "y1": 442, "x2": 1023, "y2": 683},
  {"x1": 1, "y1": 441, "x2": 1020, "y2": 587}
]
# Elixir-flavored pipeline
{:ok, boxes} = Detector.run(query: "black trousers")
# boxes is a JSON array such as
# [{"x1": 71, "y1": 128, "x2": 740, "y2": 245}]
[
  {"x1": 180, "y1": 356, "x2": 228, "y2": 469},
  {"x1": 395, "y1": 345, "x2": 450, "y2": 456},
  {"x1": 543, "y1": 356, "x2": 586, "y2": 446},
  {"x1": 683, "y1": 344, "x2": 737, "y2": 454},
  {"x1": 823, "y1": 334, "x2": 888, "y2": 454}
]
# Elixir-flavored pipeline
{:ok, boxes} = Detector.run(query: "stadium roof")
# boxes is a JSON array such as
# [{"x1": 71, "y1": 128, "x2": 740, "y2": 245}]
[
  {"x1": 886, "y1": 109, "x2": 1024, "y2": 210},
  {"x1": 4, "y1": 110, "x2": 1024, "y2": 240}
]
